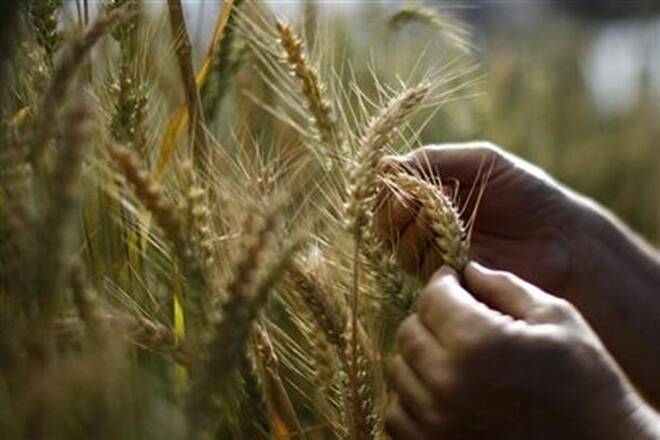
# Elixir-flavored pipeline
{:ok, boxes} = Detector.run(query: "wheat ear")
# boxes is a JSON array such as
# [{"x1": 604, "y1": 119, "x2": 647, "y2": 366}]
[
  {"x1": 109, "y1": 145, "x2": 212, "y2": 331},
  {"x1": 276, "y1": 20, "x2": 340, "y2": 149},
  {"x1": 346, "y1": 82, "x2": 430, "y2": 234},
  {"x1": 28, "y1": 0, "x2": 62, "y2": 67},
  {"x1": 187, "y1": 199, "x2": 301, "y2": 440},
  {"x1": 389, "y1": 6, "x2": 473, "y2": 54},
  {"x1": 69, "y1": 260, "x2": 105, "y2": 345},
  {"x1": 29, "y1": 6, "x2": 129, "y2": 163},
  {"x1": 32, "y1": 96, "x2": 91, "y2": 324},
  {"x1": 388, "y1": 173, "x2": 468, "y2": 270},
  {"x1": 289, "y1": 262, "x2": 382, "y2": 439},
  {"x1": 107, "y1": 0, "x2": 147, "y2": 151},
  {"x1": 253, "y1": 323, "x2": 305, "y2": 439}
]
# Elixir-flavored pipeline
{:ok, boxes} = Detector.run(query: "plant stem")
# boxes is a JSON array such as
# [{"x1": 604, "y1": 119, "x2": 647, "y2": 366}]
[{"x1": 166, "y1": 0, "x2": 209, "y2": 167}]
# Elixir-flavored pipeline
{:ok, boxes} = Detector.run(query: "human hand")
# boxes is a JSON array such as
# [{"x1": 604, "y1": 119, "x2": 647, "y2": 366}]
[
  {"x1": 385, "y1": 263, "x2": 657, "y2": 439},
  {"x1": 375, "y1": 142, "x2": 592, "y2": 296}
]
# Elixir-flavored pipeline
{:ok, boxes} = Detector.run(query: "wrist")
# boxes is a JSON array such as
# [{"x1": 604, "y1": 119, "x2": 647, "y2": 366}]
[{"x1": 588, "y1": 389, "x2": 660, "y2": 440}]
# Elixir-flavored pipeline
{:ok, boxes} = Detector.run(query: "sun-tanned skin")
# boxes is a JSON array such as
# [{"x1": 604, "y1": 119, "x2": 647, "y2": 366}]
[{"x1": 376, "y1": 142, "x2": 660, "y2": 439}]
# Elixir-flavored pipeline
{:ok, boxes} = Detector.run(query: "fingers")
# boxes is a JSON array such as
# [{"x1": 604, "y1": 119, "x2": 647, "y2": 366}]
[
  {"x1": 463, "y1": 262, "x2": 547, "y2": 319},
  {"x1": 385, "y1": 394, "x2": 426, "y2": 440},
  {"x1": 387, "y1": 355, "x2": 437, "y2": 422},
  {"x1": 416, "y1": 267, "x2": 496, "y2": 342},
  {"x1": 395, "y1": 315, "x2": 455, "y2": 401}
]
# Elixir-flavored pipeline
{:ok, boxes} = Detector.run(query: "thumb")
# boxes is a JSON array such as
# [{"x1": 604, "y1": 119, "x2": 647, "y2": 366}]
[
  {"x1": 402, "y1": 142, "x2": 500, "y2": 188},
  {"x1": 463, "y1": 261, "x2": 546, "y2": 319}
]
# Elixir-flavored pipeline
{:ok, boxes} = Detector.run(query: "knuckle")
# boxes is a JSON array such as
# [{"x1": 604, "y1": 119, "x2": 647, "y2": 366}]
[
  {"x1": 473, "y1": 141, "x2": 503, "y2": 160},
  {"x1": 538, "y1": 297, "x2": 576, "y2": 322},
  {"x1": 491, "y1": 269, "x2": 517, "y2": 286},
  {"x1": 397, "y1": 320, "x2": 426, "y2": 364}
]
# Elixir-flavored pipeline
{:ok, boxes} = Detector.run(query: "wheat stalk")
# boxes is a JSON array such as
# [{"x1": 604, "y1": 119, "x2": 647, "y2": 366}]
[
  {"x1": 167, "y1": 0, "x2": 209, "y2": 165},
  {"x1": 387, "y1": 172, "x2": 469, "y2": 270}
]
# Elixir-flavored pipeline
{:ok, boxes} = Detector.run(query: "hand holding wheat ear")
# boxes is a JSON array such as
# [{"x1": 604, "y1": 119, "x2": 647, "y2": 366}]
[
  {"x1": 374, "y1": 142, "x2": 583, "y2": 294},
  {"x1": 383, "y1": 172, "x2": 469, "y2": 274}
]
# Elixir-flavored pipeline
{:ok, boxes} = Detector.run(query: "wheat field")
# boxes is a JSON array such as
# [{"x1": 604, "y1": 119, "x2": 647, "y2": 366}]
[{"x1": 0, "y1": 1, "x2": 657, "y2": 439}]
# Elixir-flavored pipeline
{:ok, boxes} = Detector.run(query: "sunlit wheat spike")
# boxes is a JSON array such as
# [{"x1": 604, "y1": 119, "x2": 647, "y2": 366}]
[
  {"x1": 388, "y1": 172, "x2": 469, "y2": 270},
  {"x1": 183, "y1": 163, "x2": 216, "y2": 276},
  {"x1": 346, "y1": 81, "x2": 430, "y2": 235},
  {"x1": 275, "y1": 19, "x2": 340, "y2": 149}
]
